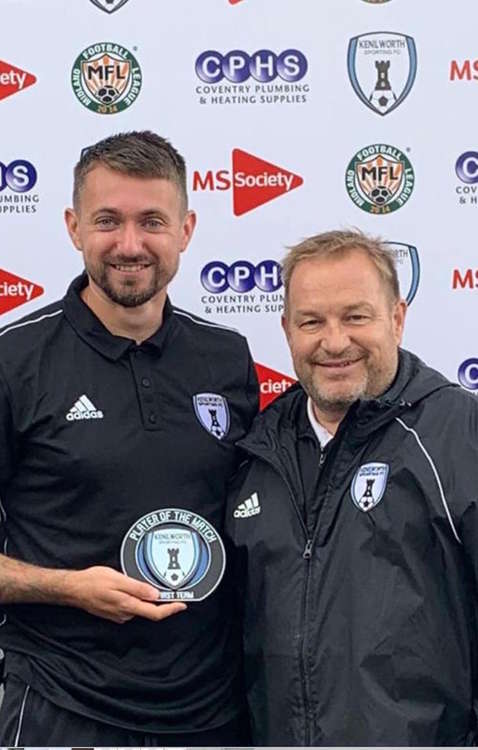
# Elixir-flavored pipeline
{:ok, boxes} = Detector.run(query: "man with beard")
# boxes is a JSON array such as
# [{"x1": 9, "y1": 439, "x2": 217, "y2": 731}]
[
  {"x1": 0, "y1": 131, "x2": 258, "y2": 746},
  {"x1": 226, "y1": 230, "x2": 478, "y2": 746}
]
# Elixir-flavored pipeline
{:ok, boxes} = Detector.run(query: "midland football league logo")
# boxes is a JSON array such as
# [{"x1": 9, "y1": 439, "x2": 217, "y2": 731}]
[
  {"x1": 346, "y1": 143, "x2": 415, "y2": 213},
  {"x1": 0, "y1": 60, "x2": 36, "y2": 102},
  {"x1": 348, "y1": 32, "x2": 417, "y2": 115},
  {"x1": 71, "y1": 42, "x2": 142, "y2": 114},
  {"x1": 89, "y1": 0, "x2": 130, "y2": 11},
  {"x1": 193, "y1": 149, "x2": 303, "y2": 216}
]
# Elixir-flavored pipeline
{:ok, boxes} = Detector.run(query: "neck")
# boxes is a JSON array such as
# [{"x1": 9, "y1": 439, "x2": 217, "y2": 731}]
[
  {"x1": 81, "y1": 282, "x2": 166, "y2": 344},
  {"x1": 311, "y1": 401, "x2": 348, "y2": 436}
]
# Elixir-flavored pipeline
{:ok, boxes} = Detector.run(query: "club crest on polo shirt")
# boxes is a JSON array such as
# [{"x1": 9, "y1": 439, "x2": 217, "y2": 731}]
[
  {"x1": 121, "y1": 508, "x2": 226, "y2": 601},
  {"x1": 351, "y1": 462, "x2": 389, "y2": 512},
  {"x1": 193, "y1": 393, "x2": 230, "y2": 439}
]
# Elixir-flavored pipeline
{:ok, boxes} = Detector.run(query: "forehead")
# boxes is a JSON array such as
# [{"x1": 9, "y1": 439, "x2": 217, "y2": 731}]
[
  {"x1": 78, "y1": 164, "x2": 182, "y2": 214},
  {"x1": 288, "y1": 250, "x2": 388, "y2": 308}
]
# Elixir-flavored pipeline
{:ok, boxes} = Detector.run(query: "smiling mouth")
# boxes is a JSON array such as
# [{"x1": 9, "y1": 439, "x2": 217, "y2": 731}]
[
  {"x1": 318, "y1": 358, "x2": 363, "y2": 369},
  {"x1": 110, "y1": 263, "x2": 151, "y2": 272}
]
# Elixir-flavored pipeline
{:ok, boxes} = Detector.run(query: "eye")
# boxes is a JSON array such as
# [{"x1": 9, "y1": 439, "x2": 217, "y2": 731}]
[
  {"x1": 346, "y1": 314, "x2": 369, "y2": 323},
  {"x1": 95, "y1": 216, "x2": 117, "y2": 229},
  {"x1": 143, "y1": 218, "x2": 164, "y2": 230}
]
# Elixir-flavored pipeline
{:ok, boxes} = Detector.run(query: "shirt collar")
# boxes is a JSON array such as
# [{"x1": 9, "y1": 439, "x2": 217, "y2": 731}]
[
  {"x1": 63, "y1": 273, "x2": 176, "y2": 360},
  {"x1": 306, "y1": 397, "x2": 334, "y2": 448}
]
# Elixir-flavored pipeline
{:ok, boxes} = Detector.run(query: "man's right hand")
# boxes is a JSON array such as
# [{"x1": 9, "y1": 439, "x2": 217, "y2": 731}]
[
  {"x1": 0, "y1": 554, "x2": 186, "y2": 623},
  {"x1": 63, "y1": 566, "x2": 186, "y2": 623}
]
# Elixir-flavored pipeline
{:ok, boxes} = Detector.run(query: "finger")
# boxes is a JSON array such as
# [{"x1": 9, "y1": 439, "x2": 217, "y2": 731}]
[
  {"x1": 114, "y1": 574, "x2": 161, "y2": 602},
  {"x1": 122, "y1": 598, "x2": 187, "y2": 621}
]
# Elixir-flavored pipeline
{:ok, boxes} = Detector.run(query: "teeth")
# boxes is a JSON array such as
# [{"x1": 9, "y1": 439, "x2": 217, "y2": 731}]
[{"x1": 113, "y1": 264, "x2": 147, "y2": 272}]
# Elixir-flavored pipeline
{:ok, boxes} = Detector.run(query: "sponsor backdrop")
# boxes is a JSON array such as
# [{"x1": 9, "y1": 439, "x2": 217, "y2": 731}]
[{"x1": 1, "y1": 0, "x2": 477, "y2": 404}]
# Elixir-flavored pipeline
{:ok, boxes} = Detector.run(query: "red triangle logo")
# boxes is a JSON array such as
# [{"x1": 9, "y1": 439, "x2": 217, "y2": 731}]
[
  {"x1": 0, "y1": 60, "x2": 37, "y2": 102},
  {"x1": 0, "y1": 270, "x2": 44, "y2": 315},
  {"x1": 255, "y1": 362, "x2": 296, "y2": 411},
  {"x1": 232, "y1": 149, "x2": 303, "y2": 216}
]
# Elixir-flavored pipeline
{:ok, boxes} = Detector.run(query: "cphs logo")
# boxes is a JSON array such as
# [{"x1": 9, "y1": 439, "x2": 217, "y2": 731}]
[
  {"x1": 200, "y1": 260, "x2": 283, "y2": 317},
  {"x1": 71, "y1": 42, "x2": 142, "y2": 114},
  {"x1": 193, "y1": 149, "x2": 303, "y2": 216},
  {"x1": 458, "y1": 359, "x2": 478, "y2": 392},
  {"x1": 385, "y1": 242, "x2": 420, "y2": 304},
  {"x1": 346, "y1": 143, "x2": 415, "y2": 214},
  {"x1": 455, "y1": 152, "x2": 478, "y2": 207},
  {"x1": 348, "y1": 32, "x2": 417, "y2": 116},
  {"x1": 121, "y1": 508, "x2": 226, "y2": 601},
  {"x1": 193, "y1": 393, "x2": 230, "y2": 439},
  {"x1": 195, "y1": 49, "x2": 309, "y2": 106},
  {"x1": 351, "y1": 463, "x2": 389, "y2": 512},
  {"x1": 89, "y1": 0, "x2": 130, "y2": 11},
  {"x1": 0, "y1": 160, "x2": 39, "y2": 216}
]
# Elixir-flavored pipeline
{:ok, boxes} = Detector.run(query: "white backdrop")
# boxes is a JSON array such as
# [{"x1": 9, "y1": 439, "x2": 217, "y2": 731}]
[{"x1": 1, "y1": 0, "x2": 477, "y2": 407}]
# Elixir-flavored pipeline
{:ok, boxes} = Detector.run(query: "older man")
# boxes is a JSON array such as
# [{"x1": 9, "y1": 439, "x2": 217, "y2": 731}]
[{"x1": 226, "y1": 229, "x2": 478, "y2": 746}]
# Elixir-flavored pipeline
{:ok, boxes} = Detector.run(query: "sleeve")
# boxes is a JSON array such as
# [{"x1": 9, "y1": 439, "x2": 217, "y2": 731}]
[
  {"x1": 0, "y1": 369, "x2": 15, "y2": 494},
  {"x1": 244, "y1": 341, "x2": 260, "y2": 421}
]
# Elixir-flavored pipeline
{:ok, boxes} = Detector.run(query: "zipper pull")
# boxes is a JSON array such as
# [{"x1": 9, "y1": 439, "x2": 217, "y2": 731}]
[{"x1": 303, "y1": 539, "x2": 313, "y2": 559}]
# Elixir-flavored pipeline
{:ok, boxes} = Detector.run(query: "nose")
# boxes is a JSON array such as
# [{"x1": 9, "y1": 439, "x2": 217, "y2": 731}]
[
  {"x1": 116, "y1": 221, "x2": 143, "y2": 254},
  {"x1": 320, "y1": 320, "x2": 351, "y2": 356}
]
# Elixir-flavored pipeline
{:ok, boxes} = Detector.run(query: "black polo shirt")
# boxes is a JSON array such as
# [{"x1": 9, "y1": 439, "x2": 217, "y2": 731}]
[{"x1": 0, "y1": 274, "x2": 258, "y2": 732}]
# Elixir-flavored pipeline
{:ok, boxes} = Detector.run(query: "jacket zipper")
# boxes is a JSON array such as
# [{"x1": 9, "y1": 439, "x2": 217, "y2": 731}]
[{"x1": 240, "y1": 446, "x2": 316, "y2": 745}]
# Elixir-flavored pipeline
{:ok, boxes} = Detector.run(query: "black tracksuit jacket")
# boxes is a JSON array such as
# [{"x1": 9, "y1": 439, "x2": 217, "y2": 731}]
[{"x1": 226, "y1": 350, "x2": 478, "y2": 746}]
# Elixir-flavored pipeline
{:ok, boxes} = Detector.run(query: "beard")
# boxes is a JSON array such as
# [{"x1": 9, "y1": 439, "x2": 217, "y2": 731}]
[
  {"x1": 293, "y1": 349, "x2": 398, "y2": 416},
  {"x1": 85, "y1": 255, "x2": 178, "y2": 308}
]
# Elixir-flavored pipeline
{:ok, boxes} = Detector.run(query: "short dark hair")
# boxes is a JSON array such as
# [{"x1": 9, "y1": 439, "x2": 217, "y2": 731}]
[
  {"x1": 73, "y1": 130, "x2": 188, "y2": 211},
  {"x1": 282, "y1": 229, "x2": 400, "y2": 312}
]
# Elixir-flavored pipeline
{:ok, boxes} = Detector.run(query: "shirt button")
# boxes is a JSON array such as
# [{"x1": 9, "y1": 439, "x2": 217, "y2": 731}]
[
  {"x1": 141, "y1": 377, "x2": 151, "y2": 388},
  {"x1": 148, "y1": 412, "x2": 157, "y2": 424}
]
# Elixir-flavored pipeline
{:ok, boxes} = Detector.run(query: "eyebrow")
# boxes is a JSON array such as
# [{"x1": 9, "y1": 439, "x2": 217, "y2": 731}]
[
  {"x1": 91, "y1": 208, "x2": 170, "y2": 219},
  {"x1": 294, "y1": 302, "x2": 374, "y2": 316}
]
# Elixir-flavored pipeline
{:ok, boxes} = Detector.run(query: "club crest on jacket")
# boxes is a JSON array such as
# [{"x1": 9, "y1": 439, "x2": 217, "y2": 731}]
[{"x1": 351, "y1": 462, "x2": 389, "y2": 512}]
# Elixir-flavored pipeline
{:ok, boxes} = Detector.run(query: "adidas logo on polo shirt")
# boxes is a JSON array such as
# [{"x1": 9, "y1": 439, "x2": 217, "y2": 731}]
[
  {"x1": 66, "y1": 394, "x2": 104, "y2": 421},
  {"x1": 234, "y1": 492, "x2": 261, "y2": 518}
]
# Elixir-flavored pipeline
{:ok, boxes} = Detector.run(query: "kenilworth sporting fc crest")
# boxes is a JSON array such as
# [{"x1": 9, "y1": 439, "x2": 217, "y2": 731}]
[
  {"x1": 89, "y1": 0, "x2": 130, "y2": 12},
  {"x1": 351, "y1": 463, "x2": 389, "y2": 512},
  {"x1": 348, "y1": 32, "x2": 417, "y2": 116},
  {"x1": 385, "y1": 242, "x2": 420, "y2": 305},
  {"x1": 121, "y1": 508, "x2": 226, "y2": 601},
  {"x1": 193, "y1": 393, "x2": 230, "y2": 439}
]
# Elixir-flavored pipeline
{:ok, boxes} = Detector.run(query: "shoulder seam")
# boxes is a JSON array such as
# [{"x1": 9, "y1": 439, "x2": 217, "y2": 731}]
[
  {"x1": 172, "y1": 308, "x2": 242, "y2": 336},
  {"x1": 394, "y1": 416, "x2": 462, "y2": 545},
  {"x1": 0, "y1": 309, "x2": 63, "y2": 339}
]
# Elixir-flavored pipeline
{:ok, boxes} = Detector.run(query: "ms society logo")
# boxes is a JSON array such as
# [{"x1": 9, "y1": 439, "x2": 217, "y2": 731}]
[
  {"x1": 455, "y1": 152, "x2": 478, "y2": 206},
  {"x1": 255, "y1": 363, "x2": 296, "y2": 411},
  {"x1": 195, "y1": 49, "x2": 309, "y2": 105},
  {"x1": 0, "y1": 269, "x2": 43, "y2": 315},
  {"x1": 0, "y1": 59, "x2": 36, "y2": 102},
  {"x1": 200, "y1": 259, "x2": 283, "y2": 316},
  {"x1": 346, "y1": 143, "x2": 415, "y2": 214},
  {"x1": 193, "y1": 149, "x2": 303, "y2": 216},
  {"x1": 71, "y1": 42, "x2": 142, "y2": 114},
  {"x1": 0, "y1": 159, "x2": 39, "y2": 215},
  {"x1": 348, "y1": 32, "x2": 417, "y2": 115}
]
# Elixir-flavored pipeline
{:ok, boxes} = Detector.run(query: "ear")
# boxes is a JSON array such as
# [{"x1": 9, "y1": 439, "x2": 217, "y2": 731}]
[
  {"x1": 393, "y1": 299, "x2": 407, "y2": 345},
  {"x1": 281, "y1": 312, "x2": 290, "y2": 343},
  {"x1": 64, "y1": 208, "x2": 82, "y2": 252},
  {"x1": 179, "y1": 210, "x2": 197, "y2": 253}
]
